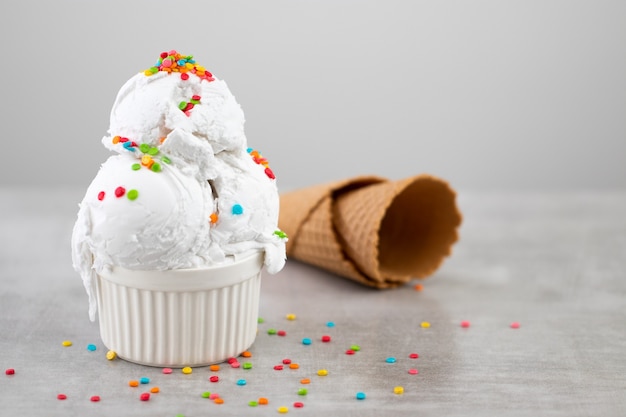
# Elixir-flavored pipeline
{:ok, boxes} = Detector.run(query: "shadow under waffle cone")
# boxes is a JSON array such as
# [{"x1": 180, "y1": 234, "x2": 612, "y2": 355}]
[{"x1": 279, "y1": 175, "x2": 462, "y2": 288}]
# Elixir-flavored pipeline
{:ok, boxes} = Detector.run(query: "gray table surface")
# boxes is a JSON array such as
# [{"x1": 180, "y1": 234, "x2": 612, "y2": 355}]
[{"x1": 1, "y1": 187, "x2": 625, "y2": 416}]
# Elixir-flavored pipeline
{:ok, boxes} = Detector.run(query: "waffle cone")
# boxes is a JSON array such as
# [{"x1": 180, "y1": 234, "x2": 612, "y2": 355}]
[{"x1": 279, "y1": 175, "x2": 462, "y2": 288}]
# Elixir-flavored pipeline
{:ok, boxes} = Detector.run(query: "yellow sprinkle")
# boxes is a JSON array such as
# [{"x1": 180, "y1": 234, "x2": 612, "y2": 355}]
[
  {"x1": 141, "y1": 155, "x2": 154, "y2": 167},
  {"x1": 182, "y1": 366, "x2": 193, "y2": 374},
  {"x1": 421, "y1": 321, "x2": 431, "y2": 328},
  {"x1": 286, "y1": 314, "x2": 296, "y2": 321},
  {"x1": 106, "y1": 350, "x2": 117, "y2": 360},
  {"x1": 150, "y1": 387, "x2": 160, "y2": 393},
  {"x1": 317, "y1": 369, "x2": 328, "y2": 376},
  {"x1": 278, "y1": 406, "x2": 289, "y2": 413},
  {"x1": 143, "y1": 69, "x2": 153, "y2": 76},
  {"x1": 62, "y1": 340, "x2": 72, "y2": 347},
  {"x1": 394, "y1": 386, "x2": 404, "y2": 395}
]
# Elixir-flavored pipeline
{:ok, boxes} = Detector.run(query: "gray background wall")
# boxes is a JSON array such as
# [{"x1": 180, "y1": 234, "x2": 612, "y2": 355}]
[{"x1": 1, "y1": 0, "x2": 624, "y2": 192}]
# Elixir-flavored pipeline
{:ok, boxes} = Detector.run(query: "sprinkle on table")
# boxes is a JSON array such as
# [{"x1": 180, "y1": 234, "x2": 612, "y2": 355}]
[
  {"x1": 106, "y1": 350, "x2": 116, "y2": 360},
  {"x1": 182, "y1": 367, "x2": 192, "y2": 374},
  {"x1": 129, "y1": 380, "x2": 139, "y2": 387},
  {"x1": 461, "y1": 320, "x2": 471, "y2": 328},
  {"x1": 409, "y1": 353, "x2": 419, "y2": 359},
  {"x1": 57, "y1": 394, "x2": 67, "y2": 400},
  {"x1": 317, "y1": 369, "x2": 328, "y2": 376},
  {"x1": 394, "y1": 386, "x2": 404, "y2": 395},
  {"x1": 5, "y1": 368, "x2": 15, "y2": 375},
  {"x1": 286, "y1": 313, "x2": 296, "y2": 321},
  {"x1": 62, "y1": 340, "x2": 72, "y2": 347},
  {"x1": 356, "y1": 392, "x2": 366, "y2": 400},
  {"x1": 510, "y1": 322, "x2": 521, "y2": 329},
  {"x1": 408, "y1": 369, "x2": 419, "y2": 375},
  {"x1": 385, "y1": 357, "x2": 397, "y2": 364},
  {"x1": 162, "y1": 368, "x2": 173, "y2": 374},
  {"x1": 87, "y1": 344, "x2": 96, "y2": 351},
  {"x1": 302, "y1": 338, "x2": 312, "y2": 345},
  {"x1": 90, "y1": 395, "x2": 101, "y2": 402},
  {"x1": 421, "y1": 321, "x2": 431, "y2": 328}
]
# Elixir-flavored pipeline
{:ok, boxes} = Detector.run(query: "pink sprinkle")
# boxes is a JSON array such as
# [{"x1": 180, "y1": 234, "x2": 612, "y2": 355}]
[
  {"x1": 209, "y1": 393, "x2": 220, "y2": 400},
  {"x1": 409, "y1": 353, "x2": 419, "y2": 359},
  {"x1": 162, "y1": 58, "x2": 172, "y2": 68},
  {"x1": 162, "y1": 368, "x2": 173, "y2": 374},
  {"x1": 510, "y1": 322, "x2": 520, "y2": 329},
  {"x1": 408, "y1": 369, "x2": 419, "y2": 375},
  {"x1": 230, "y1": 361, "x2": 241, "y2": 368},
  {"x1": 140, "y1": 393, "x2": 150, "y2": 401},
  {"x1": 168, "y1": 49, "x2": 177, "y2": 56},
  {"x1": 184, "y1": 110, "x2": 192, "y2": 117},
  {"x1": 461, "y1": 321, "x2": 471, "y2": 328}
]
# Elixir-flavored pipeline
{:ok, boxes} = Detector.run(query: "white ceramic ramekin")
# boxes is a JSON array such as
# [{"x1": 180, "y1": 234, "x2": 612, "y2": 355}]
[{"x1": 95, "y1": 251, "x2": 264, "y2": 367}]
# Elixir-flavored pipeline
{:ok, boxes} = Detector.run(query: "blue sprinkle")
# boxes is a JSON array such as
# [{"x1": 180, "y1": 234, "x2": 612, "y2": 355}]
[
  {"x1": 326, "y1": 321, "x2": 335, "y2": 328},
  {"x1": 237, "y1": 379, "x2": 247, "y2": 386},
  {"x1": 87, "y1": 344, "x2": 97, "y2": 351},
  {"x1": 246, "y1": 147, "x2": 253, "y2": 153},
  {"x1": 302, "y1": 338, "x2": 312, "y2": 345},
  {"x1": 140, "y1": 377, "x2": 150, "y2": 384},
  {"x1": 356, "y1": 392, "x2": 366, "y2": 400},
  {"x1": 177, "y1": 59, "x2": 186, "y2": 66},
  {"x1": 385, "y1": 357, "x2": 396, "y2": 364},
  {"x1": 232, "y1": 204, "x2": 244, "y2": 215},
  {"x1": 188, "y1": 59, "x2": 196, "y2": 64}
]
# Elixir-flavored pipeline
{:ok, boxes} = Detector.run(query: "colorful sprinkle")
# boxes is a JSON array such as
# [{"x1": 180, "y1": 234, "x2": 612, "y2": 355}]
[
  {"x1": 511, "y1": 322, "x2": 520, "y2": 329},
  {"x1": 115, "y1": 187, "x2": 125, "y2": 198},
  {"x1": 282, "y1": 359, "x2": 292, "y2": 364},
  {"x1": 414, "y1": 283, "x2": 424, "y2": 291},
  {"x1": 286, "y1": 313, "x2": 296, "y2": 321},
  {"x1": 209, "y1": 365, "x2": 220, "y2": 371},
  {"x1": 237, "y1": 379, "x2": 247, "y2": 386},
  {"x1": 317, "y1": 369, "x2": 328, "y2": 376},
  {"x1": 274, "y1": 365, "x2": 284, "y2": 371},
  {"x1": 209, "y1": 375, "x2": 219, "y2": 382},
  {"x1": 294, "y1": 402, "x2": 304, "y2": 408},
  {"x1": 327, "y1": 321, "x2": 335, "y2": 327},
  {"x1": 267, "y1": 328, "x2": 277, "y2": 335},
  {"x1": 297, "y1": 388, "x2": 307, "y2": 396},
  {"x1": 131, "y1": 163, "x2": 141, "y2": 171},
  {"x1": 409, "y1": 353, "x2": 419, "y2": 359},
  {"x1": 461, "y1": 320, "x2": 471, "y2": 328},
  {"x1": 87, "y1": 344, "x2": 96, "y2": 351},
  {"x1": 242, "y1": 351, "x2": 252, "y2": 358},
  {"x1": 232, "y1": 204, "x2": 244, "y2": 215},
  {"x1": 394, "y1": 386, "x2": 404, "y2": 395},
  {"x1": 57, "y1": 394, "x2": 67, "y2": 400},
  {"x1": 150, "y1": 387, "x2": 160, "y2": 393},
  {"x1": 90, "y1": 395, "x2": 101, "y2": 402},
  {"x1": 385, "y1": 357, "x2": 397, "y2": 364},
  {"x1": 265, "y1": 167, "x2": 276, "y2": 179},
  {"x1": 139, "y1": 144, "x2": 150, "y2": 153},
  {"x1": 97, "y1": 191, "x2": 105, "y2": 201},
  {"x1": 140, "y1": 377, "x2": 150, "y2": 384},
  {"x1": 350, "y1": 345, "x2": 361, "y2": 351},
  {"x1": 210, "y1": 213, "x2": 219, "y2": 224},
  {"x1": 258, "y1": 317, "x2": 265, "y2": 323},
  {"x1": 162, "y1": 156, "x2": 171, "y2": 164},
  {"x1": 300, "y1": 378, "x2": 310, "y2": 384},
  {"x1": 129, "y1": 380, "x2": 139, "y2": 387},
  {"x1": 289, "y1": 363, "x2": 300, "y2": 370},
  {"x1": 302, "y1": 338, "x2": 312, "y2": 345},
  {"x1": 356, "y1": 392, "x2": 366, "y2": 400},
  {"x1": 62, "y1": 340, "x2": 72, "y2": 347},
  {"x1": 346, "y1": 349, "x2": 356, "y2": 355},
  {"x1": 231, "y1": 361, "x2": 241, "y2": 368},
  {"x1": 243, "y1": 362, "x2": 253, "y2": 370},
  {"x1": 209, "y1": 393, "x2": 220, "y2": 400},
  {"x1": 277, "y1": 330, "x2": 287, "y2": 336},
  {"x1": 321, "y1": 335, "x2": 331, "y2": 342},
  {"x1": 278, "y1": 406, "x2": 289, "y2": 413},
  {"x1": 162, "y1": 368, "x2": 173, "y2": 374},
  {"x1": 127, "y1": 189, "x2": 139, "y2": 201},
  {"x1": 421, "y1": 322, "x2": 431, "y2": 328},
  {"x1": 140, "y1": 393, "x2": 150, "y2": 401},
  {"x1": 274, "y1": 230, "x2": 288, "y2": 239},
  {"x1": 249, "y1": 400, "x2": 258, "y2": 407},
  {"x1": 5, "y1": 368, "x2": 15, "y2": 375},
  {"x1": 408, "y1": 369, "x2": 419, "y2": 375},
  {"x1": 259, "y1": 397, "x2": 269, "y2": 405},
  {"x1": 201, "y1": 391, "x2": 211, "y2": 398},
  {"x1": 182, "y1": 367, "x2": 192, "y2": 374}
]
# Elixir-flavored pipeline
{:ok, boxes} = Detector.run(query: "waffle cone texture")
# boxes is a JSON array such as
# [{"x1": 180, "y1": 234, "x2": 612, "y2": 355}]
[{"x1": 278, "y1": 175, "x2": 462, "y2": 288}]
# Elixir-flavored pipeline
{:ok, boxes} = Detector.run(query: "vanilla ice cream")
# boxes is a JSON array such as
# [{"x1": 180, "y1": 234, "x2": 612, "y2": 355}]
[{"x1": 72, "y1": 50, "x2": 287, "y2": 321}]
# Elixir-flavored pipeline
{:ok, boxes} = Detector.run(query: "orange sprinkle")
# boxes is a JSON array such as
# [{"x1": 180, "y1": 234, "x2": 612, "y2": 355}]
[
  {"x1": 141, "y1": 155, "x2": 154, "y2": 168},
  {"x1": 150, "y1": 387, "x2": 160, "y2": 393},
  {"x1": 414, "y1": 284, "x2": 424, "y2": 291},
  {"x1": 214, "y1": 398, "x2": 224, "y2": 404},
  {"x1": 209, "y1": 364, "x2": 220, "y2": 371},
  {"x1": 128, "y1": 380, "x2": 139, "y2": 387},
  {"x1": 210, "y1": 213, "x2": 219, "y2": 224},
  {"x1": 289, "y1": 363, "x2": 300, "y2": 370},
  {"x1": 112, "y1": 136, "x2": 121, "y2": 144},
  {"x1": 241, "y1": 351, "x2": 252, "y2": 358},
  {"x1": 300, "y1": 378, "x2": 310, "y2": 384},
  {"x1": 258, "y1": 397, "x2": 269, "y2": 405},
  {"x1": 159, "y1": 136, "x2": 167, "y2": 144}
]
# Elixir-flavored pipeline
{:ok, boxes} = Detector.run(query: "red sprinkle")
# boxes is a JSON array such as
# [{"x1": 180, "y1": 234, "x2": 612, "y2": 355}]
[
  {"x1": 294, "y1": 402, "x2": 304, "y2": 408},
  {"x1": 227, "y1": 357, "x2": 237, "y2": 364},
  {"x1": 115, "y1": 187, "x2": 125, "y2": 198},
  {"x1": 97, "y1": 191, "x2": 105, "y2": 201},
  {"x1": 461, "y1": 321, "x2": 471, "y2": 328},
  {"x1": 160, "y1": 52, "x2": 168, "y2": 58},
  {"x1": 510, "y1": 322, "x2": 520, "y2": 329},
  {"x1": 282, "y1": 359, "x2": 292, "y2": 364},
  {"x1": 192, "y1": 95, "x2": 201, "y2": 101},
  {"x1": 274, "y1": 365, "x2": 284, "y2": 371},
  {"x1": 140, "y1": 393, "x2": 150, "y2": 401},
  {"x1": 321, "y1": 335, "x2": 331, "y2": 342},
  {"x1": 409, "y1": 353, "x2": 419, "y2": 359},
  {"x1": 118, "y1": 137, "x2": 129, "y2": 143},
  {"x1": 57, "y1": 394, "x2": 67, "y2": 400},
  {"x1": 5, "y1": 368, "x2": 15, "y2": 375},
  {"x1": 181, "y1": 73, "x2": 189, "y2": 81},
  {"x1": 345, "y1": 349, "x2": 355, "y2": 355},
  {"x1": 277, "y1": 330, "x2": 287, "y2": 336},
  {"x1": 90, "y1": 395, "x2": 101, "y2": 402},
  {"x1": 265, "y1": 167, "x2": 276, "y2": 179},
  {"x1": 209, "y1": 375, "x2": 219, "y2": 382}
]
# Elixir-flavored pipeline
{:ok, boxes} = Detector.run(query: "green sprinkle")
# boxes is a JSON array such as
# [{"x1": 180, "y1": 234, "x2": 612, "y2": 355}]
[
  {"x1": 151, "y1": 163, "x2": 161, "y2": 172},
  {"x1": 190, "y1": 99, "x2": 200, "y2": 105},
  {"x1": 139, "y1": 143, "x2": 150, "y2": 153},
  {"x1": 131, "y1": 163, "x2": 141, "y2": 171},
  {"x1": 258, "y1": 317, "x2": 265, "y2": 323},
  {"x1": 178, "y1": 101, "x2": 187, "y2": 110},
  {"x1": 148, "y1": 147, "x2": 159, "y2": 155},
  {"x1": 298, "y1": 388, "x2": 308, "y2": 396},
  {"x1": 162, "y1": 156, "x2": 171, "y2": 164},
  {"x1": 274, "y1": 230, "x2": 288, "y2": 239},
  {"x1": 201, "y1": 391, "x2": 211, "y2": 398},
  {"x1": 243, "y1": 362, "x2": 252, "y2": 370},
  {"x1": 149, "y1": 67, "x2": 159, "y2": 74},
  {"x1": 249, "y1": 401, "x2": 258, "y2": 407},
  {"x1": 127, "y1": 189, "x2": 139, "y2": 201},
  {"x1": 267, "y1": 328, "x2": 277, "y2": 335},
  {"x1": 351, "y1": 344, "x2": 361, "y2": 352}
]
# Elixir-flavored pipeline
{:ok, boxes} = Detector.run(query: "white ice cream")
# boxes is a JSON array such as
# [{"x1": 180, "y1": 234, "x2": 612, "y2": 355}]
[{"x1": 72, "y1": 51, "x2": 287, "y2": 320}]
